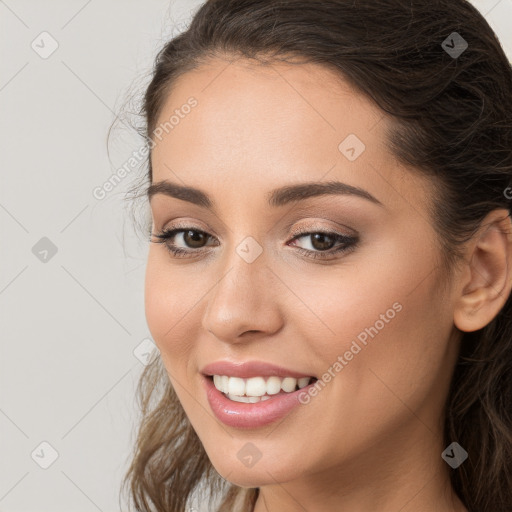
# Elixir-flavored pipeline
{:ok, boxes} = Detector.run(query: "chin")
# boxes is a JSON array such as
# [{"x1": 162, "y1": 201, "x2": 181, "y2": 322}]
[{"x1": 208, "y1": 451, "x2": 299, "y2": 487}]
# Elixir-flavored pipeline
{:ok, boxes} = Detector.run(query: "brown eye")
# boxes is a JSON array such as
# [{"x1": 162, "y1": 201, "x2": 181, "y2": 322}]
[
  {"x1": 151, "y1": 226, "x2": 357, "y2": 261},
  {"x1": 288, "y1": 230, "x2": 358, "y2": 260},
  {"x1": 151, "y1": 227, "x2": 217, "y2": 258},
  {"x1": 308, "y1": 233, "x2": 336, "y2": 251},
  {"x1": 182, "y1": 230, "x2": 208, "y2": 248}
]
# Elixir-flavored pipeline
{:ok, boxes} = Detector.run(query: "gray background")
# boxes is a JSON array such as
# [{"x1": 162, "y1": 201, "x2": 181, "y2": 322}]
[{"x1": 1, "y1": 1, "x2": 511, "y2": 510}]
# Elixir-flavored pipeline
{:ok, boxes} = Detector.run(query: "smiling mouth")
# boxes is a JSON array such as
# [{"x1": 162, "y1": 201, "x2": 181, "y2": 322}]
[{"x1": 206, "y1": 374, "x2": 318, "y2": 403}]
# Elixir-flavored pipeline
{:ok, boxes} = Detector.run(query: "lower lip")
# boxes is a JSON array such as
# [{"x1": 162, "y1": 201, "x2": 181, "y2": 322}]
[{"x1": 203, "y1": 375, "x2": 316, "y2": 429}]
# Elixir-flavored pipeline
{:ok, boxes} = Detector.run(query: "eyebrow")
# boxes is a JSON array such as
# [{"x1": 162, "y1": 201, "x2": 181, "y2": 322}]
[{"x1": 146, "y1": 179, "x2": 383, "y2": 209}]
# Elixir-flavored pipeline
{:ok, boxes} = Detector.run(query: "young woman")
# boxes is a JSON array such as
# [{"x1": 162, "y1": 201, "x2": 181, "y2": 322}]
[{"x1": 121, "y1": 1, "x2": 512, "y2": 510}]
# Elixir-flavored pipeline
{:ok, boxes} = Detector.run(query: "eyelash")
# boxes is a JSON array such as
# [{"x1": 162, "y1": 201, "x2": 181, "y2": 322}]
[{"x1": 150, "y1": 225, "x2": 358, "y2": 261}]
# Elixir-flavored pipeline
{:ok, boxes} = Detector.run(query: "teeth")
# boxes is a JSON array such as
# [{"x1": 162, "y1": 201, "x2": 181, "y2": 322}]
[
  {"x1": 213, "y1": 375, "x2": 222, "y2": 391},
  {"x1": 281, "y1": 377, "x2": 297, "y2": 392},
  {"x1": 245, "y1": 376, "x2": 266, "y2": 396},
  {"x1": 227, "y1": 393, "x2": 272, "y2": 403},
  {"x1": 221, "y1": 375, "x2": 229, "y2": 394},
  {"x1": 266, "y1": 376, "x2": 282, "y2": 395},
  {"x1": 228, "y1": 376, "x2": 246, "y2": 396},
  {"x1": 298, "y1": 377, "x2": 310, "y2": 389},
  {"x1": 212, "y1": 375, "x2": 313, "y2": 398}
]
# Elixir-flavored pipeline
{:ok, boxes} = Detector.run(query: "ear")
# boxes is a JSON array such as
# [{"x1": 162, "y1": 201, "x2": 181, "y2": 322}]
[{"x1": 453, "y1": 209, "x2": 512, "y2": 332}]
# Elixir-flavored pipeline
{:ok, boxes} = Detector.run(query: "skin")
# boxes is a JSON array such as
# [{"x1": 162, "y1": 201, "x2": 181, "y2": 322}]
[{"x1": 145, "y1": 57, "x2": 512, "y2": 511}]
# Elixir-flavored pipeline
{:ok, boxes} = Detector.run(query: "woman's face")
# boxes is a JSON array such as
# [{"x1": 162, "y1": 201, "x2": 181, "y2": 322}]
[{"x1": 145, "y1": 58, "x2": 462, "y2": 489}]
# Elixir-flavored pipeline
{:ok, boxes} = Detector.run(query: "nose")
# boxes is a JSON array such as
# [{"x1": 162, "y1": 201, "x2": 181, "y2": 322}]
[{"x1": 201, "y1": 247, "x2": 284, "y2": 343}]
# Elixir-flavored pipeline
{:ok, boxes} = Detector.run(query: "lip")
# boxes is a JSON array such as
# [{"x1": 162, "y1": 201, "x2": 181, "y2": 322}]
[
  {"x1": 202, "y1": 374, "x2": 317, "y2": 429},
  {"x1": 200, "y1": 360, "x2": 315, "y2": 379}
]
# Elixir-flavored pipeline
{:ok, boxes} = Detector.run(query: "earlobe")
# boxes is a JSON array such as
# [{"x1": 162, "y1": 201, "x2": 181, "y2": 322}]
[{"x1": 453, "y1": 209, "x2": 512, "y2": 333}]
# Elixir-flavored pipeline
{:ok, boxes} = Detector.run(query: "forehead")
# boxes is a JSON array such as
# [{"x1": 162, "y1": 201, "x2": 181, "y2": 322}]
[
  {"x1": 152, "y1": 57, "x2": 383, "y2": 164},
  {"x1": 149, "y1": 57, "x2": 433, "y2": 216}
]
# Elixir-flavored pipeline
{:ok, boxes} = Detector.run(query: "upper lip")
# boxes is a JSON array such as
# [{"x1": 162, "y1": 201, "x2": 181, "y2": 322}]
[{"x1": 201, "y1": 360, "x2": 315, "y2": 379}]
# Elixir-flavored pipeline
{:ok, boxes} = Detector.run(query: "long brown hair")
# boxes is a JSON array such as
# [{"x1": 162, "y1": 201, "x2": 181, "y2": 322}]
[{"x1": 119, "y1": 1, "x2": 512, "y2": 510}]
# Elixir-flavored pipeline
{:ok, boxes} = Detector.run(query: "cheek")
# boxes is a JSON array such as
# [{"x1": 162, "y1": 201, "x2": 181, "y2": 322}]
[
  {"x1": 277, "y1": 253, "x2": 452, "y2": 471},
  {"x1": 293, "y1": 239, "x2": 451, "y2": 403},
  {"x1": 286, "y1": 257, "x2": 408, "y2": 365},
  {"x1": 144, "y1": 252, "x2": 198, "y2": 362},
  {"x1": 144, "y1": 255, "x2": 206, "y2": 415}
]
